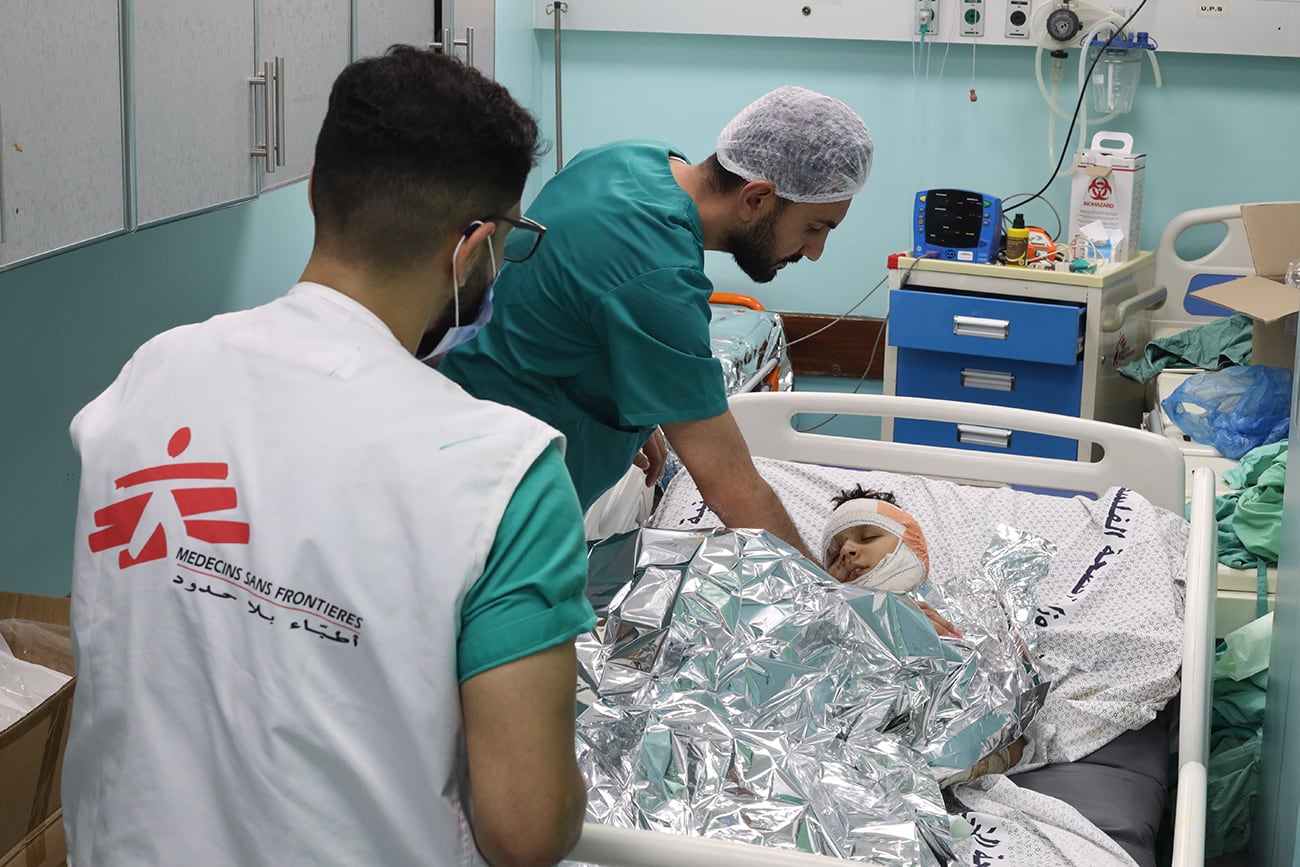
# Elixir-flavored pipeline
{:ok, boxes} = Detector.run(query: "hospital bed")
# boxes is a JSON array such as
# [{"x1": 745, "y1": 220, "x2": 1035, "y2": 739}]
[
  {"x1": 569, "y1": 391, "x2": 1214, "y2": 867},
  {"x1": 706, "y1": 292, "x2": 791, "y2": 396},
  {"x1": 1150, "y1": 203, "x2": 1287, "y2": 634}
]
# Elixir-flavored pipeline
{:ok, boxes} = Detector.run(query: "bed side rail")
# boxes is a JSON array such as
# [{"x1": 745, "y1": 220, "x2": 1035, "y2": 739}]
[
  {"x1": 1170, "y1": 467, "x2": 1217, "y2": 867},
  {"x1": 728, "y1": 392, "x2": 1186, "y2": 514},
  {"x1": 568, "y1": 822, "x2": 862, "y2": 866}
]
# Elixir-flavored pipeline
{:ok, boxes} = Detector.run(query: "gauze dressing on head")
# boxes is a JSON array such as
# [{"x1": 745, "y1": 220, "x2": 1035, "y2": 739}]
[{"x1": 820, "y1": 498, "x2": 930, "y2": 592}]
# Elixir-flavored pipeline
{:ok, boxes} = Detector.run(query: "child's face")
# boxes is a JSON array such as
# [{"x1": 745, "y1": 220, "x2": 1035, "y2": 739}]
[{"x1": 825, "y1": 524, "x2": 901, "y2": 584}]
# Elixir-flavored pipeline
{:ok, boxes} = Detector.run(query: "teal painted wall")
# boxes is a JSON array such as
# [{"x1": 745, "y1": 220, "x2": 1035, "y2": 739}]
[
  {"x1": 508, "y1": 26, "x2": 1300, "y2": 316},
  {"x1": 0, "y1": 186, "x2": 313, "y2": 596}
]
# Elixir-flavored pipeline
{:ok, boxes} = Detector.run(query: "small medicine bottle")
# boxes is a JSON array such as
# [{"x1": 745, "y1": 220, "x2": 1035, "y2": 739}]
[{"x1": 1005, "y1": 213, "x2": 1029, "y2": 266}]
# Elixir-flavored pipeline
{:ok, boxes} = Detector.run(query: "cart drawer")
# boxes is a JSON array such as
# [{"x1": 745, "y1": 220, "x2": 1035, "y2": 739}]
[
  {"x1": 894, "y1": 417, "x2": 1080, "y2": 460},
  {"x1": 888, "y1": 289, "x2": 1084, "y2": 365},
  {"x1": 895, "y1": 348, "x2": 1084, "y2": 415}
]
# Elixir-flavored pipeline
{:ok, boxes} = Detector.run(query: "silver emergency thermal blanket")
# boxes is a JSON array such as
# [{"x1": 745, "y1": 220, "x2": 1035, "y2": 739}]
[
  {"x1": 708, "y1": 303, "x2": 793, "y2": 396},
  {"x1": 571, "y1": 526, "x2": 1051, "y2": 864},
  {"x1": 652, "y1": 460, "x2": 1188, "y2": 867},
  {"x1": 653, "y1": 459, "x2": 1187, "y2": 768}
]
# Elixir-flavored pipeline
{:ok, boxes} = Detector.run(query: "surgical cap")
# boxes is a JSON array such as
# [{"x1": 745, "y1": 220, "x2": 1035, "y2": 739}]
[{"x1": 716, "y1": 86, "x2": 874, "y2": 204}]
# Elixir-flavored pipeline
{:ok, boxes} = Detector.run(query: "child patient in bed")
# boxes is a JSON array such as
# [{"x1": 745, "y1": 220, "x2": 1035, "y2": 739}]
[
  {"x1": 820, "y1": 484, "x2": 1027, "y2": 782},
  {"x1": 819, "y1": 484, "x2": 962, "y2": 639}
]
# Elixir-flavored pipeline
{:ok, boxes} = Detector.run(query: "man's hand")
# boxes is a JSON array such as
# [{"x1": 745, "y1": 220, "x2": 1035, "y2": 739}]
[
  {"x1": 662, "y1": 411, "x2": 814, "y2": 561},
  {"x1": 631, "y1": 427, "x2": 668, "y2": 488}
]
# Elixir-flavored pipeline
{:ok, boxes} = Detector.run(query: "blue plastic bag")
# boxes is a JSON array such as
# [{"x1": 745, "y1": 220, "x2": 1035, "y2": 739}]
[{"x1": 1162, "y1": 365, "x2": 1292, "y2": 460}]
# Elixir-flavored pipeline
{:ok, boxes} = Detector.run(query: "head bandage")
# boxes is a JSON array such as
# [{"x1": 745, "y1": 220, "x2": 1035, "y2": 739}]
[
  {"x1": 820, "y1": 498, "x2": 930, "y2": 592},
  {"x1": 716, "y1": 86, "x2": 874, "y2": 204}
]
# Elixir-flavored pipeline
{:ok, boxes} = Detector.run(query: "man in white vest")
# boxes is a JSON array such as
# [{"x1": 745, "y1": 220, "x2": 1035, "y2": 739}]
[{"x1": 64, "y1": 47, "x2": 593, "y2": 866}]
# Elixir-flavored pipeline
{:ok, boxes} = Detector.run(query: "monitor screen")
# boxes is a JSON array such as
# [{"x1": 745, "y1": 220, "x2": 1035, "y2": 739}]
[{"x1": 924, "y1": 189, "x2": 986, "y2": 249}]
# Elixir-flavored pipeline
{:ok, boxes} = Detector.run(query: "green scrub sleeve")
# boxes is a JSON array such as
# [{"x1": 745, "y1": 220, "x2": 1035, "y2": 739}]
[
  {"x1": 457, "y1": 442, "x2": 596, "y2": 682},
  {"x1": 596, "y1": 269, "x2": 730, "y2": 428}
]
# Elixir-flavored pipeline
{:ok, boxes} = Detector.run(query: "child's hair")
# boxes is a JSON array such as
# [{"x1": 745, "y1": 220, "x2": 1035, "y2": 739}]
[{"x1": 830, "y1": 484, "x2": 898, "y2": 509}]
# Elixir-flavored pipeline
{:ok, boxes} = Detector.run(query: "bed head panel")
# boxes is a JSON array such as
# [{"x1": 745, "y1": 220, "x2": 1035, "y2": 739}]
[
  {"x1": 728, "y1": 392, "x2": 1185, "y2": 514},
  {"x1": 1152, "y1": 202, "x2": 1278, "y2": 331}
]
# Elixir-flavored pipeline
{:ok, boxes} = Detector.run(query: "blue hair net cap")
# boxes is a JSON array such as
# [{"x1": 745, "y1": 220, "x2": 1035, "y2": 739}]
[{"x1": 716, "y1": 86, "x2": 874, "y2": 204}]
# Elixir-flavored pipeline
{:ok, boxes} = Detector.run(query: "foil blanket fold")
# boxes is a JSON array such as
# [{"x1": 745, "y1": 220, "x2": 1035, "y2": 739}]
[{"x1": 573, "y1": 527, "x2": 1052, "y2": 864}]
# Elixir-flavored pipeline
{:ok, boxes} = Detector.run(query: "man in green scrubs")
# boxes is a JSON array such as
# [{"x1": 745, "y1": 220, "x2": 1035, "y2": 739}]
[{"x1": 439, "y1": 86, "x2": 873, "y2": 559}]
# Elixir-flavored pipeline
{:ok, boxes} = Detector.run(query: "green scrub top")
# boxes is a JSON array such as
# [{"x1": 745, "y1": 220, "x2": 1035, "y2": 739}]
[
  {"x1": 458, "y1": 442, "x2": 596, "y2": 682},
  {"x1": 440, "y1": 141, "x2": 729, "y2": 510}
]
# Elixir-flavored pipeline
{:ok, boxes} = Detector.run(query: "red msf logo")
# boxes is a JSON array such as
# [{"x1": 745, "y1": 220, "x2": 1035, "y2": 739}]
[
  {"x1": 1088, "y1": 177, "x2": 1113, "y2": 202},
  {"x1": 88, "y1": 427, "x2": 250, "y2": 569},
  {"x1": 1113, "y1": 331, "x2": 1132, "y2": 367}
]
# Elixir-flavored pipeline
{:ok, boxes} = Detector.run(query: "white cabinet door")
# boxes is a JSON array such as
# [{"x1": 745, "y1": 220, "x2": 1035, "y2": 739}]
[
  {"x1": 356, "y1": 0, "x2": 435, "y2": 60},
  {"x1": 132, "y1": 0, "x2": 258, "y2": 226},
  {"x1": 0, "y1": 0, "x2": 126, "y2": 270},
  {"x1": 258, "y1": 0, "x2": 352, "y2": 190},
  {"x1": 450, "y1": 0, "x2": 495, "y2": 78}
]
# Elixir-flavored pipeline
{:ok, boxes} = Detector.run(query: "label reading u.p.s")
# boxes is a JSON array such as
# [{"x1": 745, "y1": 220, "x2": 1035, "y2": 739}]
[{"x1": 1197, "y1": 1, "x2": 1226, "y2": 16}]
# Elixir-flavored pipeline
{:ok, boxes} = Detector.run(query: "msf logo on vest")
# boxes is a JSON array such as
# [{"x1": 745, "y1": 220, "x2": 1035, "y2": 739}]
[{"x1": 88, "y1": 426, "x2": 250, "y2": 569}]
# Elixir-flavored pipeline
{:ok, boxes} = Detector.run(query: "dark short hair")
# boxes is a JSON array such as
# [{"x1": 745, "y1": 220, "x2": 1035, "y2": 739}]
[
  {"x1": 311, "y1": 46, "x2": 543, "y2": 270},
  {"x1": 830, "y1": 484, "x2": 898, "y2": 509},
  {"x1": 701, "y1": 153, "x2": 790, "y2": 215},
  {"x1": 701, "y1": 153, "x2": 747, "y2": 195}
]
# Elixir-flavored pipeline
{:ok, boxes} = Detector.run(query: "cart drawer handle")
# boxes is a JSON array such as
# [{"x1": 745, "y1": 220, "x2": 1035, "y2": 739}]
[
  {"x1": 957, "y1": 424, "x2": 1012, "y2": 448},
  {"x1": 953, "y1": 315, "x2": 1010, "y2": 339},
  {"x1": 960, "y1": 368, "x2": 1016, "y2": 392}
]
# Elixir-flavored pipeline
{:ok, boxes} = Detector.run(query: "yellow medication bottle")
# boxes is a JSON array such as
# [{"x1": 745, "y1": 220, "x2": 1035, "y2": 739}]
[{"x1": 1005, "y1": 213, "x2": 1029, "y2": 266}]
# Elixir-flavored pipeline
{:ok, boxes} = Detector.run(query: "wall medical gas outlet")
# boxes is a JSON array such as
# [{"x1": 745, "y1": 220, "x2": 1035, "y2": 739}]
[
  {"x1": 961, "y1": 0, "x2": 986, "y2": 37},
  {"x1": 1006, "y1": 0, "x2": 1031, "y2": 37}
]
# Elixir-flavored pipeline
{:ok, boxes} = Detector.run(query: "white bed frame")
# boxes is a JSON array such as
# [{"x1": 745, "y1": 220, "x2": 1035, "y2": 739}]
[{"x1": 568, "y1": 392, "x2": 1216, "y2": 867}]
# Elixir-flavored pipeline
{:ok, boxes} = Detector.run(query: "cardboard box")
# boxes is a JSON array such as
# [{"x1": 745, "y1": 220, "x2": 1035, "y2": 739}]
[
  {"x1": 0, "y1": 594, "x2": 73, "y2": 866},
  {"x1": 0, "y1": 811, "x2": 65, "y2": 867},
  {"x1": 1068, "y1": 131, "x2": 1146, "y2": 264},
  {"x1": 1189, "y1": 202, "x2": 1300, "y2": 370}
]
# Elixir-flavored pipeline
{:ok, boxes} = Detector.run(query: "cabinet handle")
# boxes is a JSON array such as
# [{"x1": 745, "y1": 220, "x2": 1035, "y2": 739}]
[
  {"x1": 249, "y1": 61, "x2": 275, "y2": 173},
  {"x1": 957, "y1": 424, "x2": 1012, "y2": 449},
  {"x1": 432, "y1": 28, "x2": 476, "y2": 66},
  {"x1": 952, "y1": 315, "x2": 1009, "y2": 340},
  {"x1": 274, "y1": 56, "x2": 286, "y2": 168},
  {"x1": 429, "y1": 28, "x2": 452, "y2": 53},
  {"x1": 960, "y1": 368, "x2": 1016, "y2": 392},
  {"x1": 455, "y1": 27, "x2": 475, "y2": 68}
]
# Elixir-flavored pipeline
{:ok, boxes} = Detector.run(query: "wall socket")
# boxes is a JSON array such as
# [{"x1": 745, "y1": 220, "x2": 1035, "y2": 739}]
[
  {"x1": 1005, "y1": 0, "x2": 1031, "y2": 37},
  {"x1": 960, "y1": 0, "x2": 985, "y2": 36},
  {"x1": 916, "y1": 0, "x2": 939, "y2": 35}
]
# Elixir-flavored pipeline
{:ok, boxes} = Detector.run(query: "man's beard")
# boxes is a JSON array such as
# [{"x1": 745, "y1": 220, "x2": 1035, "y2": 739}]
[
  {"x1": 416, "y1": 255, "x2": 495, "y2": 358},
  {"x1": 727, "y1": 207, "x2": 801, "y2": 284}
]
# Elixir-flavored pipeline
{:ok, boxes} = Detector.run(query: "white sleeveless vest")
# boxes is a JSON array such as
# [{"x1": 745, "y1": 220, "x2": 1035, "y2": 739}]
[{"x1": 64, "y1": 284, "x2": 560, "y2": 866}]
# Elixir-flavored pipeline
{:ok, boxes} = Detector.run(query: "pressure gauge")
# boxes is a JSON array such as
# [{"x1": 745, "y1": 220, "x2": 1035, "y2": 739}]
[{"x1": 1046, "y1": 6, "x2": 1083, "y2": 41}]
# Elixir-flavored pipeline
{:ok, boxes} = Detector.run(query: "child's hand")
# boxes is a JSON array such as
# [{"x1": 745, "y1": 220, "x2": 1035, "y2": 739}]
[{"x1": 917, "y1": 600, "x2": 963, "y2": 638}]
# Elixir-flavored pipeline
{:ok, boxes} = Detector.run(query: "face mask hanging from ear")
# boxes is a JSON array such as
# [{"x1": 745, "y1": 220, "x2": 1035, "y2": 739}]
[{"x1": 419, "y1": 224, "x2": 498, "y2": 361}]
